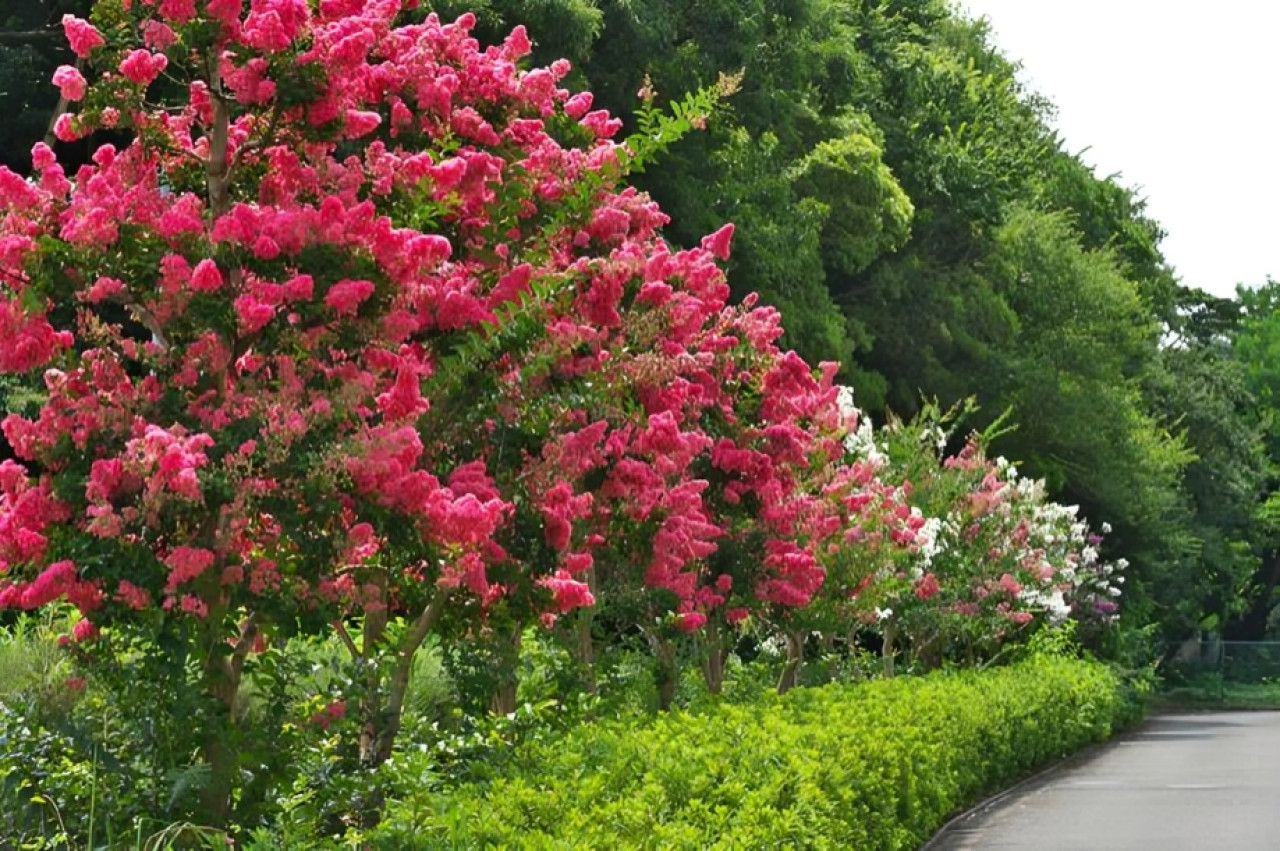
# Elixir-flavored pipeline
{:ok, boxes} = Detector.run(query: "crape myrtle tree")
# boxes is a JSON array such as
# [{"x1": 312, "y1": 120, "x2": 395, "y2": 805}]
[
  {"x1": 879, "y1": 422, "x2": 1126, "y2": 670},
  {"x1": 0, "y1": 0, "x2": 904, "y2": 827}
]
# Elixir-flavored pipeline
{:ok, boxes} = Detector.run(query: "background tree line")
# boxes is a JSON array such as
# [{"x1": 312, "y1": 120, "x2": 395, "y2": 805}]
[{"x1": 4, "y1": 0, "x2": 1279, "y2": 648}]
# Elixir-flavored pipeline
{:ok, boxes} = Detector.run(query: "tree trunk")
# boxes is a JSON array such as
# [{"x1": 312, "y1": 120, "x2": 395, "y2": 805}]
[
  {"x1": 206, "y1": 64, "x2": 233, "y2": 220},
  {"x1": 775, "y1": 630, "x2": 805, "y2": 695},
  {"x1": 357, "y1": 573, "x2": 391, "y2": 771},
  {"x1": 882, "y1": 620, "x2": 897, "y2": 678},
  {"x1": 358, "y1": 590, "x2": 447, "y2": 770},
  {"x1": 644, "y1": 630, "x2": 679, "y2": 712},
  {"x1": 573, "y1": 565, "x2": 598, "y2": 694},
  {"x1": 488, "y1": 626, "x2": 523, "y2": 716},
  {"x1": 197, "y1": 613, "x2": 258, "y2": 828},
  {"x1": 656, "y1": 659, "x2": 678, "y2": 711},
  {"x1": 699, "y1": 617, "x2": 727, "y2": 695},
  {"x1": 353, "y1": 591, "x2": 449, "y2": 828},
  {"x1": 199, "y1": 655, "x2": 236, "y2": 829}
]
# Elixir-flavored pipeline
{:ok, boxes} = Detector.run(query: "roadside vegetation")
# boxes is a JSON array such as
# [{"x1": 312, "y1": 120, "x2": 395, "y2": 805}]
[{"x1": 0, "y1": 0, "x2": 1272, "y2": 846}]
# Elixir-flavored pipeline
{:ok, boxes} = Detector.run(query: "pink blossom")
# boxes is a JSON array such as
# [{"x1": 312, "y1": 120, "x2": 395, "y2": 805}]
[
  {"x1": 343, "y1": 110, "x2": 383, "y2": 137},
  {"x1": 0, "y1": 299, "x2": 74, "y2": 373},
  {"x1": 118, "y1": 50, "x2": 169, "y2": 87},
  {"x1": 86, "y1": 276, "x2": 126, "y2": 303},
  {"x1": 179, "y1": 594, "x2": 209, "y2": 618},
  {"x1": 540, "y1": 569, "x2": 595, "y2": 613},
  {"x1": 700, "y1": 224, "x2": 735, "y2": 260},
  {"x1": 86, "y1": 458, "x2": 126, "y2": 502},
  {"x1": 30, "y1": 143, "x2": 57, "y2": 172},
  {"x1": 564, "y1": 92, "x2": 593, "y2": 119},
  {"x1": 580, "y1": 110, "x2": 622, "y2": 138},
  {"x1": 999, "y1": 573, "x2": 1023, "y2": 595},
  {"x1": 539, "y1": 481, "x2": 592, "y2": 551},
  {"x1": 324, "y1": 279, "x2": 375, "y2": 315},
  {"x1": 164, "y1": 546, "x2": 216, "y2": 593},
  {"x1": 205, "y1": 0, "x2": 245, "y2": 26},
  {"x1": 142, "y1": 21, "x2": 179, "y2": 50},
  {"x1": 376, "y1": 365, "x2": 429, "y2": 420},
  {"x1": 437, "y1": 466, "x2": 491, "y2": 507},
  {"x1": 283, "y1": 274, "x2": 314, "y2": 301},
  {"x1": 914, "y1": 573, "x2": 940, "y2": 601},
  {"x1": 234, "y1": 295, "x2": 276, "y2": 332},
  {"x1": 115, "y1": 580, "x2": 151, "y2": 610},
  {"x1": 243, "y1": 10, "x2": 293, "y2": 52},
  {"x1": 52, "y1": 65, "x2": 88, "y2": 102},
  {"x1": 61, "y1": 15, "x2": 105, "y2": 58},
  {"x1": 56, "y1": 113, "x2": 79, "y2": 143},
  {"x1": 190, "y1": 259, "x2": 224, "y2": 293},
  {"x1": 158, "y1": 0, "x2": 198, "y2": 23},
  {"x1": 674, "y1": 612, "x2": 707, "y2": 633},
  {"x1": 17, "y1": 561, "x2": 78, "y2": 609},
  {"x1": 563, "y1": 552, "x2": 593, "y2": 574}
]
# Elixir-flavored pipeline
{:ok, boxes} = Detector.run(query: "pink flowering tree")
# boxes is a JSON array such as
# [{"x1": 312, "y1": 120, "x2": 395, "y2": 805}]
[
  {"x1": 0, "y1": 0, "x2": 877, "y2": 824},
  {"x1": 684, "y1": 381, "x2": 928, "y2": 694},
  {"x1": 538, "y1": 356, "x2": 916, "y2": 703},
  {"x1": 763, "y1": 387, "x2": 929, "y2": 689}
]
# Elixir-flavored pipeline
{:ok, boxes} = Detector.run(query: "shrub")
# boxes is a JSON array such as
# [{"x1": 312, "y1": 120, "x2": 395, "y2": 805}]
[{"x1": 370, "y1": 655, "x2": 1135, "y2": 849}]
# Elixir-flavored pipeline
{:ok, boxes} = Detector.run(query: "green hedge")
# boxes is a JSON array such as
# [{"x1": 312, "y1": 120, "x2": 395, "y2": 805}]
[{"x1": 370, "y1": 656, "x2": 1137, "y2": 849}]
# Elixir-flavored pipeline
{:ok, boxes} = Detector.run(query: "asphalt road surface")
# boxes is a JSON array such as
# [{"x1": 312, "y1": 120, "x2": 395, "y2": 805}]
[{"x1": 926, "y1": 712, "x2": 1280, "y2": 850}]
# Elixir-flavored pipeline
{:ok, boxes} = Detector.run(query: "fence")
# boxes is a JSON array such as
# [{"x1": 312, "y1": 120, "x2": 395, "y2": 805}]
[{"x1": 1169, "y1": 639, "x2": 1280, "y2": 684}]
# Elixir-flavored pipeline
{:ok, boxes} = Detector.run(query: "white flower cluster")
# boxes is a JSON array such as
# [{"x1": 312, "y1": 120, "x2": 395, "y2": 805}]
[
  {"x1": 836, "y1": 385, "x2": 884, "y2": 464},
  {"x1": 921, "y1": 425, "x2": 948, "y2": 453},
  {"x1": 1017, "y1": 486, "x2": 1125, "y2": 622},
  {"x1": 914, "y1": 514, "x2": 945, "y2": 569},
  {"x1": 1018, "y1": 587, "x2": 1072, "y2": 624}
]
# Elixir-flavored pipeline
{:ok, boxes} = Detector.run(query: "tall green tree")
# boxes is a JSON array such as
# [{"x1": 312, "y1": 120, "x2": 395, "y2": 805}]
[{"x1": 1215, "y1": 280, "x2": 1280, "y2": 639}]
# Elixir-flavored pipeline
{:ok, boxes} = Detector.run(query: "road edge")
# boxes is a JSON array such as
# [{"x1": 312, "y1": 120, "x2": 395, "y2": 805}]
[{"x1": 918, "y1": 718, "x2": 1150, "y2": 850}]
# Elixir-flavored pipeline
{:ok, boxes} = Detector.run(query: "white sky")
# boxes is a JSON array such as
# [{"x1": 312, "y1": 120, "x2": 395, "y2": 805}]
[{"x1": 959, "y1": 0, "x2": 1280, "y2": 297}]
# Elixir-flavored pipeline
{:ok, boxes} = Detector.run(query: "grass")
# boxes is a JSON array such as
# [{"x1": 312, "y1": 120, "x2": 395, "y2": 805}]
[
  {"x1": 1154, "y1": 675, "x2": 1280, "y2": 710},
  {"x1": 0, "y1": 609, "x2": 78, "y2": 713}
]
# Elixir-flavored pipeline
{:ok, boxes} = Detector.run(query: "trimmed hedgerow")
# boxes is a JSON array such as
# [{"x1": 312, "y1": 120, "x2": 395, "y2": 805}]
[{"x1": 369, "y1": 655, "x2": 1136, "y2": 849}]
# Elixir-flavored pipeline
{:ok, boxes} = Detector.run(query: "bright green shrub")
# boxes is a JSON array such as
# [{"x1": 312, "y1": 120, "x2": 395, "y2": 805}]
[{"x1": 370, "y1": 656, "x2": 1135, "y2": 849}]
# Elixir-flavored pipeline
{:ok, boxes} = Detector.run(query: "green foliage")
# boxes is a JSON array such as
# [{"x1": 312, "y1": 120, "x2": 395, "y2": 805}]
[
  {"x1": 790, "y1": 121, "x2": 914, "y2": 277},
  {"x1": 1033, "y1": 151, "x2": 1178, "y2": 321},
  {"x1": 0, "y1": 610, "x2": 78, "y2": 717},
  {"x1": 369, "y1": 655, "x2": 1134, "y2": 849},
  {"x1": 982, "y1": 206, "x2": 1183, "y2": 497},
  {"x1": 625, "y1": 72, "x2": 741, "y2": 174}
]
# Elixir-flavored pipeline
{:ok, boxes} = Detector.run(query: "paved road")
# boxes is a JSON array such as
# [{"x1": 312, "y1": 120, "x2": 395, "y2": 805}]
[{"x1": 927, "y1": 712, "x2": 1280, "y2": 850}]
